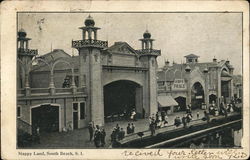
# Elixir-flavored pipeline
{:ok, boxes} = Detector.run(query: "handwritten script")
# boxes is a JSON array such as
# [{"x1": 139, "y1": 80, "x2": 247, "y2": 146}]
[{"x1": 121, "y1": 149, "x2": 248, "y2": 159}]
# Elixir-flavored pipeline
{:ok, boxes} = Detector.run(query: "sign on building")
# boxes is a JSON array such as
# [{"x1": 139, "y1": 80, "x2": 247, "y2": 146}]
[{"x1": 172, "y1": 79, "x2": 187, "y2": 90}]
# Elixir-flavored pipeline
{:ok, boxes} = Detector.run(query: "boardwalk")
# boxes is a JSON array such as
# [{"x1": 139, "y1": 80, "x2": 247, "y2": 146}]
[{"x1": 27, "y1": 108, "x2": 240, "y2": 149}]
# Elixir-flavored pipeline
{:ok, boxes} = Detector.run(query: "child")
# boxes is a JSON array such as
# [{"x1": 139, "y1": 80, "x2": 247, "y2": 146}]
[{"x1": 197, "y1": 111, "x2": 200, "y2": 119}]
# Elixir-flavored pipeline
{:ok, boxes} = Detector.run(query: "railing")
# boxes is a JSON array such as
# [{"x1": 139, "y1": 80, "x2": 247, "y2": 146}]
[
  {"x1": 72, "y1": 39, "x2": 108, "y2": 49},
  {"x1": 18, "y1": 48, "x2": 38, "y2": 56},
  {"x1": 55, "y1": 88, "x2": 72, "y2": 94},
  {"x1": 77, "y1": 87, "x2": 86, "y2": 93},
  {"x1": 17, "y1": 118, "x2": 32, "y2": 135},
  {"x1": 18, "y1": 87, "x2": 86, "y2": 97},
  {"x1": 137, "y1": 49, "x2": 161, "y2": 56},
  {"x1": 30, "y1": 88, "x2": 50, "y2": 94}
]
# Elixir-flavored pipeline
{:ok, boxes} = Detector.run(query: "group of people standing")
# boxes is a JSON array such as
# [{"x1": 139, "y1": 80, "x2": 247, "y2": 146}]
[
  {"x1": 88, "y1": 122, "x2": 106, "y2": 148},
  {"x1": 148, "y1": 111, "x2": 168, "y2": 136},
  {"x1": 110, "y1": 123, "x2": 136, "y2": 147}
]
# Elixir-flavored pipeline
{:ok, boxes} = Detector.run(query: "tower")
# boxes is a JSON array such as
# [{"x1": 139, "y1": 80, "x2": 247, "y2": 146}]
[
  {"x1": 72, "y1": 15, "x2": 108, "y2": 126},
  {"x1": 138, "y1": 30, "x2": 161, "y2": 115},
  {"x1": 17, "y1": 29, "x2": 38, "y2": 90}
]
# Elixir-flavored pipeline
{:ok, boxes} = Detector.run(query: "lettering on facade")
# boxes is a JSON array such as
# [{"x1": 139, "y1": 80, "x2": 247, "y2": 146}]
[{"x1": 172, "y1": 79, "x2": 186, "y2": 90}]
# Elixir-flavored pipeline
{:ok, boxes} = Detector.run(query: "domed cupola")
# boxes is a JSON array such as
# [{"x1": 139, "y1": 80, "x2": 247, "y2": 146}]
[
  {"x1": 143, "y1": 30, "x2": 151, "y2": 39},
  {"x1": 84, "y1": 15, "x2": 95, "y2": 27},
  {"x1": 18, "y1": 28, "x2": 27, "y2": 38}
]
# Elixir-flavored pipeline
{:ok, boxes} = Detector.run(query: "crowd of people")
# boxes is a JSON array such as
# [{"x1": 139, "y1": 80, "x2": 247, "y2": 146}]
[
  {"x1": 88, "y1": 122, "x2": 106, "y2": 148},
  {"x1": 89, "y1": 97, "x2": 241, "y2": 148},
  {"x1": 148, "y1": 111, "x2": 169, "y2": 136}
]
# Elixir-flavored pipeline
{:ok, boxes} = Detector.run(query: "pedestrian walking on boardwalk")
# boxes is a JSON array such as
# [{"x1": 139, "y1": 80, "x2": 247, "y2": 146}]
[
  {"x1": 182, "y1": 115, "x2": 187, "y2": 128},
  {"x1": 197, "y1": 111, "x2": 200, "y2": 119},
  {"x1": 126, "y1": 123, "x2": 132, "y2": 134},
  {"x1": 131, "y1": 123, "x2": 135, "y2": 133},
  {"x1": 100, "y1": 128, "x2": 106, "y2": 147},
  {"x1": 94, "y1": 125, "x2": 101, "y2": 148},
  {"x1": 88, "y1": 122, "x2": 94, "y2": 141},
  {"x1": 149, "y1": 122, "x2": 156, "y2": 136}
]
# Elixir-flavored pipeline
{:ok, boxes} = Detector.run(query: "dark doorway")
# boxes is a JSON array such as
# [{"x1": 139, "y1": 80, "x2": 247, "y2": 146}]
[
  {"x1": 104, "y1": 80, "x2": 142, "y2": 121},
  {"x1": 175, "y1": 96, "x2": 186, "y2": 111},
  {"x1": 191, "y1": 82, "x2": 205, "y2": 109},
  {"x1": 209, "y1": 94, "x2": 217, "y2": 104},
  {"x1": 31, "y1": 104, "x2": 59, "y2": 133},
  {"x1": 73, "y1": 112, "x2": 78, "y2": 129}
]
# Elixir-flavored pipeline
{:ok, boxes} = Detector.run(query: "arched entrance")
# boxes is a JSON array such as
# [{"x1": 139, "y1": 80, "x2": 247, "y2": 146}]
[
  {"x1": 191, "y1": 82, "x2": 205, "y2": 109},
  {"x1": 31, "y1": 104, "x2": 60, "y2": 133},
  {"x1": 221, "y1": 68, "x2": 232, "y2": 103},
  {"x1": 175, "y1": 96, "x2": 186, "y2": 111},
  {"x1": 104, "y1": 80, "x2": 143, "y2": 122},
  {"x1": 209, "y1": 94, "x2": 217, "y2": 104}
]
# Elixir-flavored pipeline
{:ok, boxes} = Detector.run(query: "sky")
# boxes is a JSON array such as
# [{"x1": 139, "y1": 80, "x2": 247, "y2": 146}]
[{"x1": 18, "y1": 12, "x2": 242, "y2": 74}]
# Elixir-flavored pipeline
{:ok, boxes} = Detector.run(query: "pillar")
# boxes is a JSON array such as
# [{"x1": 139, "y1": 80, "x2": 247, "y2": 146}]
[
  {"x1": 71, "y1": 69, "x2": 77, "y2": 94},
  {"x1": 89, "y1": 48, "x2": 104, "y2": 126},
  {"x1": 94, "y1": 30, "x2": 97, "y2": 40},
  {"x1": 186, "y1": 73, "x2": 191, "y2": 105},
  {"x1": 204, "y1": 72, "x2": 209, "y2": 108},
  {"x1": 88, "y1": 30, "x2": 92, "y2": 40},
  {"x1": 49, "y1": 70, "x2": 55, "y2": 95},
  {"x1": 82, "y1": 30, "x2": 86, "y2": 40},
  {"x1": 142, "y1": 42, "x2": 144, "y2": 50},
  {"x1": 148, "y1": 57, "x2": 158, "y2": 115},
  {"x1": 217, "y1": 70, "x2": 221, "y2": 108},
  {"x1": 25, "y1": 72, "x2": 30, "y2": 96},
  {"x1": 25, "y1": 41, "x2": 29, "y2": 50}
]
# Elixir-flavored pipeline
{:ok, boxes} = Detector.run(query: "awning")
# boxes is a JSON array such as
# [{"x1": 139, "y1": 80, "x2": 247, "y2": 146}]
[{"x1": 158, "y1": 95, "x2": 178, "y2": 107}]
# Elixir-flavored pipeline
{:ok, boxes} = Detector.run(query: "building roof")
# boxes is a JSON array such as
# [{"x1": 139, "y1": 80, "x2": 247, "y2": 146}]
[
  {"x1": 108, "y1": 42, "x2": 138, "y2": 55},
  {"x1": 31, "y1": 49, "x2": 77, "y2": 72},
  {"x1": 184, "y1": 54, "x2": 199, "y2": 58}
]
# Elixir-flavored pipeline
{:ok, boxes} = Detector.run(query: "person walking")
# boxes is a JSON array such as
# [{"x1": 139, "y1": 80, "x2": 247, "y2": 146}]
[
  {"x1": 118, "y1": 128, "x2": 125, "y2": 140},
  {"x1": 35, "y1": 126, "x2": 40, "y2": 144},
  {"x1": 88, "y1": 122, "x2": 94, "y2": 141},
  {"x1": 197, "y1": 111, "x2": 200, "y2": 119},
  {"x1": 182, "y1": 115, "x2": 187, "y2": 128},
  {"x1": 100, "y1": 128, "x2": 106, "y2": 147},
  {"x1": 131, "y1": 123, "x2": 135, "y2": 133},
  {"x1": 94, "y1": 125, "x2": 101, "y2": 148},
  {"x1": 126, "y1": 123, "x2": 131, "y2": 134},
  {"x1": 149, "y1": 122, "x2": 156, "y2": 136}
]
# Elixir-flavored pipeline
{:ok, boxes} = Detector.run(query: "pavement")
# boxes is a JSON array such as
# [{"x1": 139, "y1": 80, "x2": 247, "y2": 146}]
[{"x1": 28, "y1": 109, "x2": 207, "y2": 148}]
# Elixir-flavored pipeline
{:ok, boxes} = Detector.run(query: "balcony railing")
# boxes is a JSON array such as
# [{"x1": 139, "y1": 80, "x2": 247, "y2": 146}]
[
  {"x1": 17, "y1": 87, "x2": 86, "y2": 97},
  {"x1": 137, "y1": 49, "x2": 161, "y2": 56},
  {"x1": 30, "y1": 88, "x2": 50, "y2": 96},
  {"x1": 72, "y1": 39, "x2": 108, "y2": 49},
  {"x1": 18, "y1": 48, "x2": 38, "y2": 56}
]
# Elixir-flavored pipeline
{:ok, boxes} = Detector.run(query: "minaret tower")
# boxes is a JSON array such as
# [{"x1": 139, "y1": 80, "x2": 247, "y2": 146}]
[
  {"x1": 17, "y1": 29, "x2": 38, "y2": 90},
  {"x1": 138, "y1": 30, "x2": 161, "y2": 115},
  {"x1": 72, "y1": 15, "x2": 108, "y2": 126}
]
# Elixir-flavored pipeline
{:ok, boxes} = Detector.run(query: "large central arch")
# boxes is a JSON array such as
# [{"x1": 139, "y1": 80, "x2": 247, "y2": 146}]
[
  {"x1": 103, "y1": 80, "x2": 143, "y2": 121},
  {"x1": 191, "y1": 82, "x2": 205, "y2": 109}
]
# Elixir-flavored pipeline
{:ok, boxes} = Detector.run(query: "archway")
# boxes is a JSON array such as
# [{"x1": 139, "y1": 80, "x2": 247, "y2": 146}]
[
  {"x1": 175, "y1": 96, "x2": 186, "y2": 111},
  {"x1": 221, "y1": 68, "x2": 232, "y2": 103},
  {"x1": 31, "y1": 104, "x2": 59, "y2": 133},
  {"x1": 191, "y1": 82, "x2": 205, "y2": 109},
  {"x1": 103, "y1": 80, "x2": 143, "y2": 122}
]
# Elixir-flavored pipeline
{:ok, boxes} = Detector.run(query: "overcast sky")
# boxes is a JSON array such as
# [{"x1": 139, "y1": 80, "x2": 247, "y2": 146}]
[{"x1": 18, "y1": 12, "x2": 242, "y2": 74}]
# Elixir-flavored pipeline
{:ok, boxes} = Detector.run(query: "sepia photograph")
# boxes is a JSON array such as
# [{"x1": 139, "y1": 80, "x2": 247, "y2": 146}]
[
  {"x1": 1, "y1": 0, "x2": 249, "y2": 159},
  {"x1": 17, "y1": 12, "x2": 243, "y2": 149}
]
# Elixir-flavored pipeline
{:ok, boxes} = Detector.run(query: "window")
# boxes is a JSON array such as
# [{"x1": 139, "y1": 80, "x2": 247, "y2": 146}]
[
  {"x1": 80, "y1": 102, "x2": 85, "y2": 119},
  {"x1": 17, "y1": 106, "x2": 21, "y2": 118},
  {"x1": 73, "y1": 103, "x2": 78, "y2": 111},
  {"x1": 188, "y1": 59, "x2": 192, "y2": 63}
]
